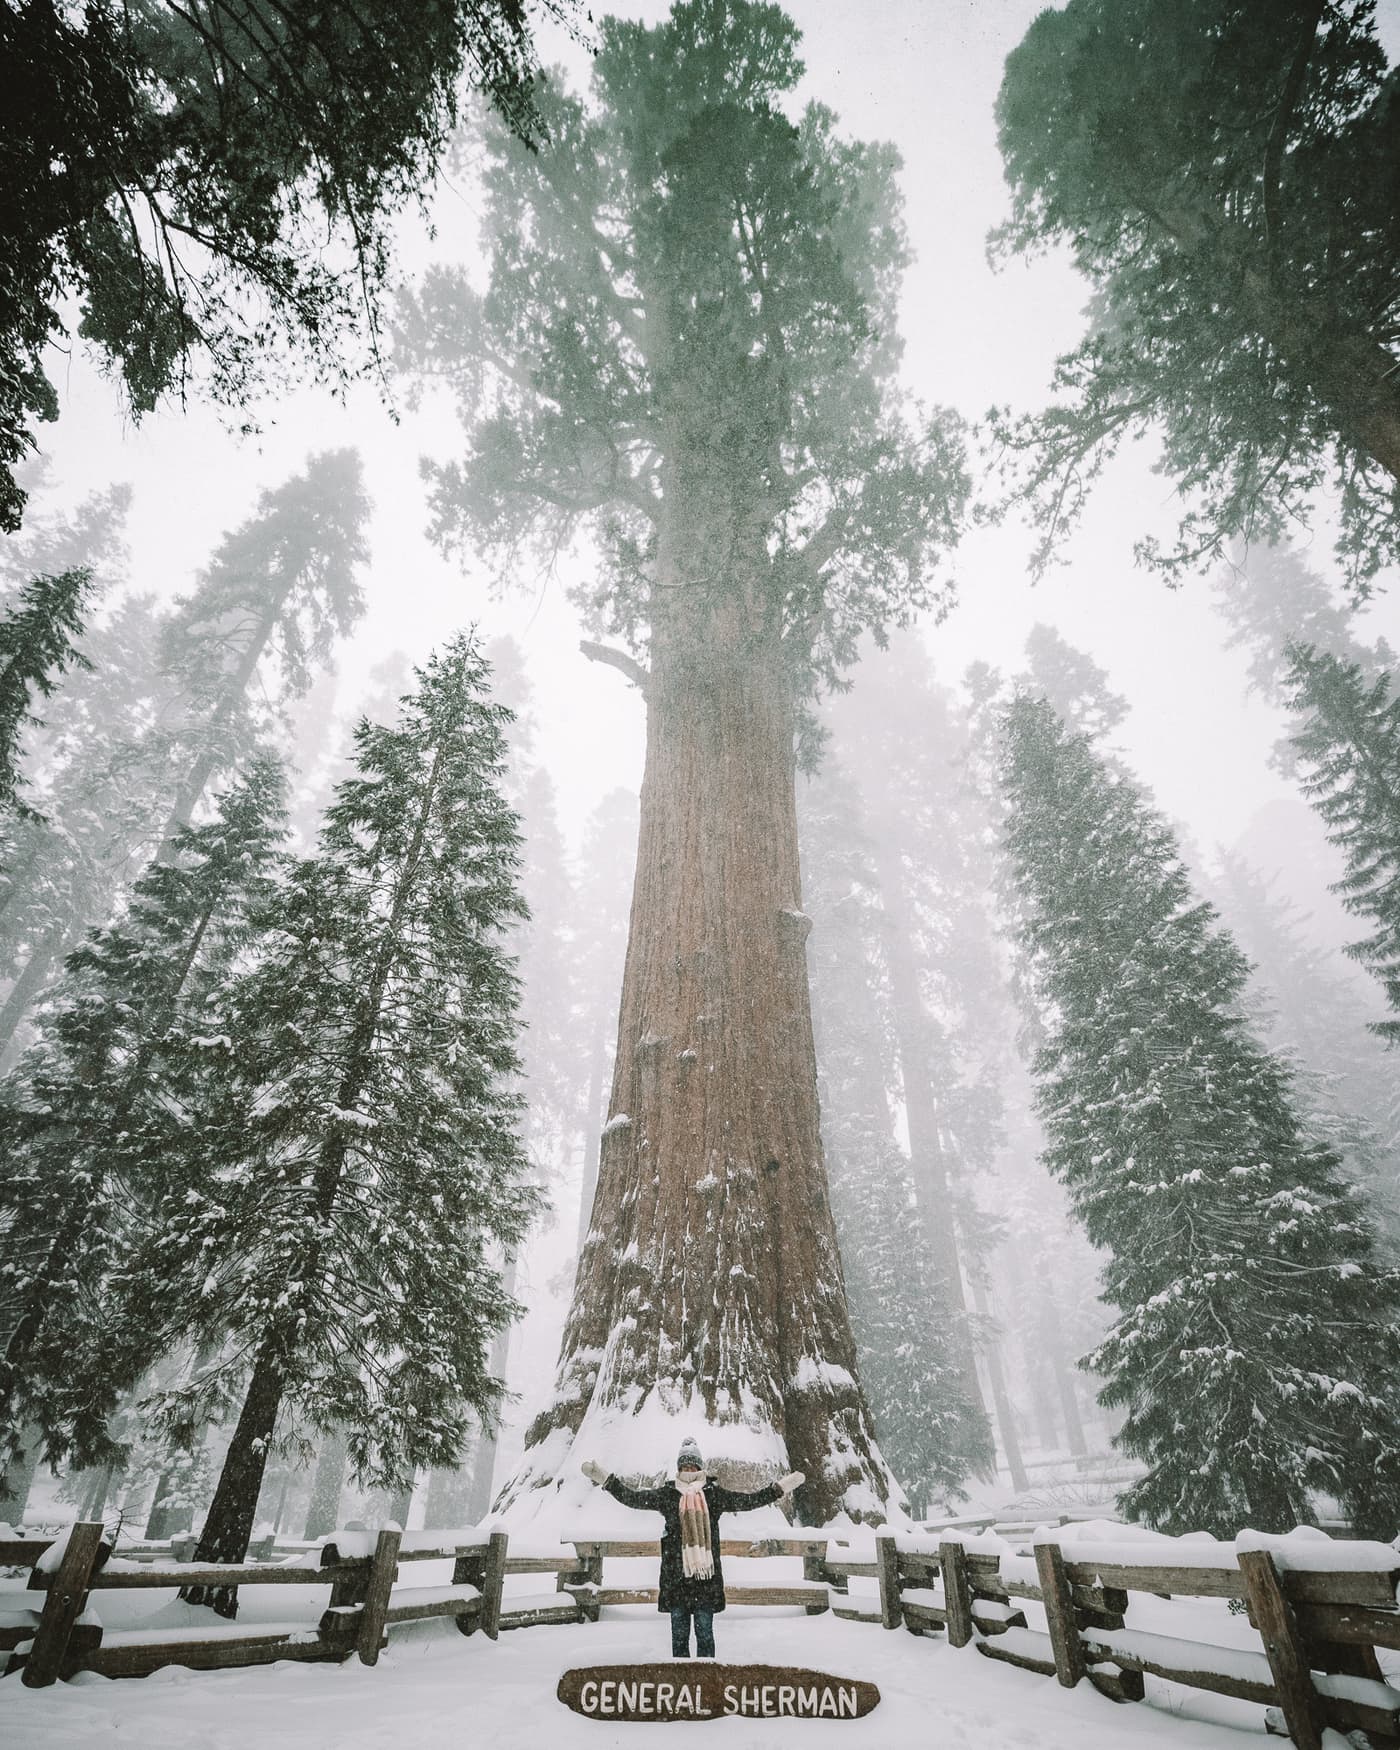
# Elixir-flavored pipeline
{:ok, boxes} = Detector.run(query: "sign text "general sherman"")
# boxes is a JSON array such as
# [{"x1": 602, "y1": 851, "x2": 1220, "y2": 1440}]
[{"x1": 556, "y1": 1662, "x2": 881, "y2": 1723}]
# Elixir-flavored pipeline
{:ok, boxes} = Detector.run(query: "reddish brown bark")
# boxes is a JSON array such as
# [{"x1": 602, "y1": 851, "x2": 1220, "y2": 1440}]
[{"x1": 509, "y1": 462, "x2": 889, "y2": 1523}]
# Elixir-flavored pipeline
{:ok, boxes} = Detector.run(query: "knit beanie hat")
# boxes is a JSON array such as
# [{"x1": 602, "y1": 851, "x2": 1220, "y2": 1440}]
[{"x1": 677, "y1": 1435, "x2": 704, "y2": 1472}]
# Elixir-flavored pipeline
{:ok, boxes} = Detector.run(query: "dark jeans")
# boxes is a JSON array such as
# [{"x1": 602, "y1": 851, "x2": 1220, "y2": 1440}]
[{"x1": 670, "y1": 1605, "x2": 715, "y2": 1658}]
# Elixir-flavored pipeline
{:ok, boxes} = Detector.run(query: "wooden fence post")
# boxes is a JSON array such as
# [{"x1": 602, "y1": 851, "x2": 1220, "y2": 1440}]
[
  {"x1": 1238, "y1": 1550, "x2": 1325, "y2": 1750},
  {"x1": 1033, "y1": 1539, "x2": 1085, "y2": 1688},
  {"x1": 875, "y1": 1533, "x2": 901, "y2": 1630},
  {"x1": 481, "y1": 1529, "x2": 508, "y2": 1640},
  {"x1": 940, "y1": 1540, "x2": 974, "y2": 1648},
  {"x1": 355, "y1": 1528, "x2": 402, "y2": 1666},
  {"x1": 23, "y1": 1520, "x2": 105, "y2": 1688}
]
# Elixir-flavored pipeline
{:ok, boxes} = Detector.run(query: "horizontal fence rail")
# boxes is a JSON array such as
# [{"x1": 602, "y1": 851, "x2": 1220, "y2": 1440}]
[
  {"x1": 0, "y1": 1522, "x2": 859, "y2": 1687},
  {"x1": 873, "y1": 1529, "x2": 1400, "y2": 1750},
  {"x1": 7, "y1": 1511, "x2": 1400, "y2": 1749}
]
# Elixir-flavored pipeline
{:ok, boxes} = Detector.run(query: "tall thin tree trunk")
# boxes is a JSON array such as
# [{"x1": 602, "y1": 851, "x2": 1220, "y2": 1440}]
[
  {"x1": 505, "y1": 545, "x2": 888, "y2": 1520},
  {"x1": 181, "y1": 1343, "x2": 286, "y2": 1617},
  {"x1": 0, "y1": 1424, "x2": 41, "y2": 1521},
  {"x1": 303, "y1": 1429, "x2": 349, "y2": 1541},
  {"x1": 0, "y1": 925, "x2": 65, "y2": 1064},
  {"x1": 1043, "y1": 1292, "x2": 1088, "y2": 1459},
  {"x1": 386, "y1": 1474, "x2": 416, "y2": 1530},
  {"x1": 467, "y1": 1256, "x2": 517, "y2": 1520},
  {"x1": 575, "y1": 1033, "x2": 607, "y2": 1256},
  {"x1": 969, "y1": 1273, "x2": 1030, "y2": 1495},
  {"x1": 80, "y1": 1463, "x2": 115, "y2": 1522},
  {"x1": 423, "y1": 1449, "x2": 476, "y2": 1530},
  {"x1": 158, "y1": 604, "x2": 280, "y2": 858},
  {"x1": 875, "y1": 859, "x2": 995, "y2": 1461}
]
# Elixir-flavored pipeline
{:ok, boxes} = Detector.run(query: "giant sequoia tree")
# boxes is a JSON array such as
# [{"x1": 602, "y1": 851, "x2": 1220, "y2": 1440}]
[
  {"x1": 994, "y1": 0, "x2": 1400, "y2": 587},
  {"x1": 403, "y1": 0, "x2": 968, "y2": 1518}
]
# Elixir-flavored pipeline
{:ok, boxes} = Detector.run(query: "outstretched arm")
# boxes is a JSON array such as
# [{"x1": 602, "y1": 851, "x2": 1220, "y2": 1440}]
[
  {"x1": 581, "y1": 1459, "x2": 670, "y2": 1514},
  {"x1": 710, "y1": 1471, "x2": 804, "y2": 1514},
  {"x1": 605, "y1": 1475, "x2": 672, "y2": 1512},
  {"x1": 709, "y1": 1481, "x2": 783, "y2": 1513}
]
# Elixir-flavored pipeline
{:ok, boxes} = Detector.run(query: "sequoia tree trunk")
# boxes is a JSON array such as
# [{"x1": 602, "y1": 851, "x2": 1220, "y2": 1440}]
[{"x1": 504, "y1": 465, "x2": 890, "y2": 1523}]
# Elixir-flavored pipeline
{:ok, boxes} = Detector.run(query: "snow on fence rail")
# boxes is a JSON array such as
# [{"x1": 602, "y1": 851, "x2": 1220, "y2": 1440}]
[
  {"x1": 873, "y1": 1526, "x2": 1400, "y2": 1750},
  {"x1": 8, "y1": 1513, "x2": 1400, "y2": 1748},
  {"x1": 0, "y1": 1522, "x2": 845, "y2": 1687}
]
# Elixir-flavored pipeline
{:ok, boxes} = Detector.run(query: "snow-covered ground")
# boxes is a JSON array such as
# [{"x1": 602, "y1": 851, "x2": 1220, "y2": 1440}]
[{"x1": 1, "y1": 1590, "x2": 1308, "y2": 1750}]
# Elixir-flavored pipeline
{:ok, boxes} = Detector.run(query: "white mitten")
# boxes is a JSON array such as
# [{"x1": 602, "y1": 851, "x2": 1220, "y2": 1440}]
[
  {"x1": 778, "y1": 1470, "x2": 805, "y2": 1495},
  {"x1": 581, "y1": 1459, "x2": 609, "y2": 1486}
]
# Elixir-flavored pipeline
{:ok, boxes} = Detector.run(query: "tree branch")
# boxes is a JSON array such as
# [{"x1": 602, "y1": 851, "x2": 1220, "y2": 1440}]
[{"x1": 579, "y1": 640, "x2": 649, "y2": 694}]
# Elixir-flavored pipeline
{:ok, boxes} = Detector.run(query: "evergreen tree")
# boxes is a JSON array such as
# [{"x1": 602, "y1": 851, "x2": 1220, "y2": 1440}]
[
  {"x1": 155, "y1": 448, "x2": 370, "y2": 848},
  {"x1": 125, "y1": 634, "x2": 536, "y2": 1612},
  {"x1": 571, "y1": 787, "x2": 639, "y2": 1253},
  {"x1": 994, "y1": 0, "x2": 1400, "y2": 587},
  {"x1": 999, "y1": 695, "x2": 1400, "y2": 1536},
  {"x1": 800, "y1": 754, "x2": 991, "y2": 1512},
  {"x1": 0, "y1": 568, "x2": 95, "y2": 814},
  {"x1": 0, "y1": 452, "x2": 368, "y2": 1061},
  {"x1": 1212, "y1": 542, "x2": 1394, "y2": 775},
  {"x1": 2, "y1": 0, "x2": 581, "y2": 531},
  {"x1": 822, "y1": 630, "x2": 1009, "y2": 1470},
  {"x1": 1286, "y1": 646, "x2": 1400, "y2": 1044},
  {"x1": 1210, "y1": 849, "x2": 1400, "y2": 1237},
  {"x1": 0, "y1": 756, "x2": 289, "y2": 1472}
]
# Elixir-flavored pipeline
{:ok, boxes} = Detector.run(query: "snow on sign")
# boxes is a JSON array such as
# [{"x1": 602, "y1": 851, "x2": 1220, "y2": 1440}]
[{"x1": 556, "y1": 1663, "x2": 880, "y2": 1722}]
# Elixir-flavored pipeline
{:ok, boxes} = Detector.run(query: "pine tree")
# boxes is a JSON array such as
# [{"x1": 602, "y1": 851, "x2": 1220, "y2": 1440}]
[
  {"x1": 0, "y1": 756, "x2": 289, "y2": 1473},
  {"x1": 125, "y1": 634, "x2": 536, "y2": 1613},
  {"x1": 0, "y1": 568, "x2": 94, "y2": 814},
  {"x1": 999, "y1": 695, "x2": 1400, "y2": 1536},
  {"x1": 1286, "y1": 646, "x2": 1400, "y2": 1044}
]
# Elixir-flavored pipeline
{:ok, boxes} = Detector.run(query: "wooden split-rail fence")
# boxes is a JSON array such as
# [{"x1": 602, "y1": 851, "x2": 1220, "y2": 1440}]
[
  {"x1": 0, "y1": 1522, "x2": 843, "y2": 1689},
  {"x1": 871, "y1": 1528, "x2": 1400, "y2": 1750},
  {"x1": 8, "y1": 1514, "x2": 1400, "y2": 1750}
]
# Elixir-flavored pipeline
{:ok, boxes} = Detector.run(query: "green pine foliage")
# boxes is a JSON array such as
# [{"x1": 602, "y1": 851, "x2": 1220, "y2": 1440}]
[
  {"x1": 127, "y1": 634, "x2": 538, "y2": 1584},
  {"x1": 999, "y1": 695, "x2": 1400, "y2": 1537},
  {"x1": 1286, "y1": 645, "x2": 1400, "y2": 1045},
  {"x1": 0, "y1": 756, "x2": 290, "y2": 1471},
  {"x1": 993, "y1": 0, "x2": 1400, "y2": 587},
  {"x1": 0, "y1": 567, "x2": 94, "y2": 814}
]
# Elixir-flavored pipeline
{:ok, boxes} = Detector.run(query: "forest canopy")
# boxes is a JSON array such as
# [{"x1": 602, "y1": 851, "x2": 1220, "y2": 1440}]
[{"x1": 0, "y1": 0, "x2": 582, "y2": 533}]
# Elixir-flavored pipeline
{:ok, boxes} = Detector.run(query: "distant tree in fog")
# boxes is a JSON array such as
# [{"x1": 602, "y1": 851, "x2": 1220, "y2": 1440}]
[{"x1": 1288, "y1": 645, "x2": 1400, "y2": 1049}]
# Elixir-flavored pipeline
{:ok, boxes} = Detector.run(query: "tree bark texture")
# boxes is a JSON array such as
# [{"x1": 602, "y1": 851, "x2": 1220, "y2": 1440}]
[
  {"x1": 506, "y1": 467, "x2": 890, "y2": 1523},
  {"x1": 182, "y1": 1342, "x2": 286, "y2": 1616}
]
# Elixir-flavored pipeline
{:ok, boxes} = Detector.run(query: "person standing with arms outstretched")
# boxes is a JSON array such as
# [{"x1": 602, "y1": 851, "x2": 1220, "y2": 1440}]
[{"x1": 581, "y1": 1436, "x2": 804, "y2": 1659}]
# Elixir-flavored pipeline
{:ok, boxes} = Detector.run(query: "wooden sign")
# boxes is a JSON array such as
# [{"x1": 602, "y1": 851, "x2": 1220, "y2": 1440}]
[{"x1": 557, "y1": 1662, "x2": 880, "y2": 1722}]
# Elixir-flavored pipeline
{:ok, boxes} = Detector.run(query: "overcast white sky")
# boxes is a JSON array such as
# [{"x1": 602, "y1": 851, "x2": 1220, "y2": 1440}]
[{"x1": 23, "y1": 0, "x2": 1400, "y2": 902}]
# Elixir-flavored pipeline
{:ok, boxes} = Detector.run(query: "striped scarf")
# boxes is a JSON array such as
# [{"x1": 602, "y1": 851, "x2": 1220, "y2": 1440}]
[{"x1": 676, "y1": 1476, "x2": 713, "y2": 1579}]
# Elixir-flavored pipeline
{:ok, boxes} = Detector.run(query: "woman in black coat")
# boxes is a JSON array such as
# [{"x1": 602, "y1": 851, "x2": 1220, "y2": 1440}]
[{"x1": 581, "y1": 1435, "x2": 803, "y2": 1658}]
